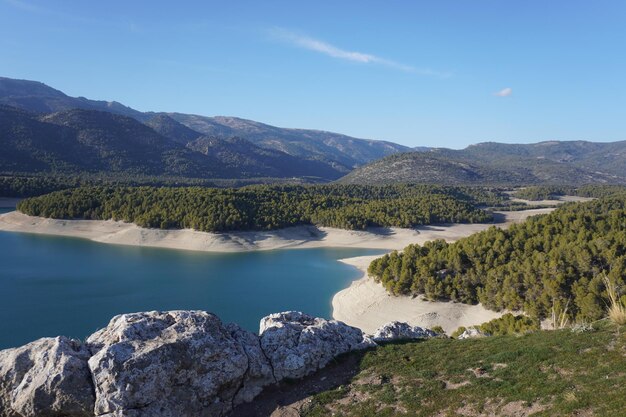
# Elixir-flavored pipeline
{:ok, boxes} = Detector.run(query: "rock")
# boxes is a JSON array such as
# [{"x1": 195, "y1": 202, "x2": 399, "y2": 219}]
[
  {"x1": 86, "y1": 310, "x2": 255, "y2": 417},
  {"x1": 259, "y1": 311, "x2": 374, "y2": 381},
  {"x1": 0, "y1": 309, "x2": 382, "y2": 417},
  {"x1": 226, "y1": 323, "x2": 275, "y2": 405},
  {"x1": 0, "y1": 336, "x2": 94, "y2": 417},
  {"x1": 457, "y1": 327, "x2": 491, "y2": 339},
  {"x1": 371, "y1": 321, "x2": 438, "y2": 342}
]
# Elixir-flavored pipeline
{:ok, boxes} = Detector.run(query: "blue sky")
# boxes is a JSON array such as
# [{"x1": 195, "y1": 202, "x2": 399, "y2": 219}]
[{"x1": 1, "y1": 0, "x2": 625, "y2": 148}]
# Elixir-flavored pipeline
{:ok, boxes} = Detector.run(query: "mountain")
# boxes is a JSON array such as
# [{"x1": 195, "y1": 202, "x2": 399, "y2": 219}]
[
  {"x1": 0, "y1": 77, "x2": 409, "y2": 170},
  {"x1": 167, "y1": 113, "x2": 409, "y2": 168},
  {"x1": 0, "y1": 77, "x2": 146, "y2": 120},
  {"x1": 452, "y1": 140, "x2": 626, "y2": 178},
  {"x1": 144, "y1": 114, "x2": 203, "y2": 145},
  {"x1": 0, "y1": 106, "x2": 225, "y2": 178},
  {"x1": 339, "y1": 152, "x2": 532, "y2": 185},
  {"x1": 186, "y1": 135, "x2": 345, "y2": 179},
  {"x1": 340, "y1": 145, "x2": 626, "y2": 185},
  {"x1": 0, "y1": 106, "x2": 346, "y2": 180}
]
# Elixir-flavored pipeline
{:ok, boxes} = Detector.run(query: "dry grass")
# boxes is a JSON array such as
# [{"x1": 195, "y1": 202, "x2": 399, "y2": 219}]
[
  {"x1": 603, "y1": 275, "x2": 626, "y2": 326},
  {"x1": 550, "y1": 299, "x2": 570, "y2": 329}
]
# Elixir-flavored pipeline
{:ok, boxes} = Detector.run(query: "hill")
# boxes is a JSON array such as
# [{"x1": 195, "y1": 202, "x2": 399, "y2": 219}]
[
  {"x1": 0, "y1": 76, "x2": 146, "y2": 120},
  {"x1": 232, "y1": 321, "x2": 626, "y2": 416},
  {"x1": 341, "y1": 145, "x2": 626, "y2": 185},
  {"x1": 167, "y1": 113, "x2": 408, "y2": 168},
  {"x1": 0, "y1": 106, "x2": 346, "y2": 180},
  {"x1": 0, "y1": 77, "x2": 408, "y2": 171},
  {"x1": 16, "y1": 184, "x2": 497, "y2": 232},
  {"x1": 439, "y1": 140, "x2": 626, "y2": 179}
]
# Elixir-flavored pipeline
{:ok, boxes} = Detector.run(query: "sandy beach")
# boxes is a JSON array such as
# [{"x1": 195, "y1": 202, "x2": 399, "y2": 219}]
[
  {"x1": 0, "y1": 207, "x2": 555, "y2": 334},
  {"x1": 333, "y1": 256, "x2": 504, "y2": 334},
  {"x1": 331, "y1": 207, "x2": 557, "y2": 335},
  {"x1": 508, "y1": 195, "x2": 593, "y2": 207},
  {"x1": 0, "y1": 208, "x2": 553, "y2": 253}
]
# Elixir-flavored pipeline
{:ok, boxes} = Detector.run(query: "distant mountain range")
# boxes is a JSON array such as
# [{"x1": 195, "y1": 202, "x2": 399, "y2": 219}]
[
  {"x1": 341, "y1": 142, "x2": 626, "y2": 185},
  {"x1": 0, "y1": 77, "x2": 408, "y2": 180},
  {"x1": 2, "y1": 76, "x2": 625, "y2": 186},
  {"x1": 0, "y1": 105, "x2": 346, "y2": 180}
]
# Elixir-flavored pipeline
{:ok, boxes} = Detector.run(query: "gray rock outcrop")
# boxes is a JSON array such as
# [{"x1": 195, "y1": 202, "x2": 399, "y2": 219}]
[
  {"x1": 86, "y1": 311, "x2": 256, "y2": 417},
  {"x1": 371, "y1": 321, "x2": 438, "y2": 342},
  {"x1": 457, "y1": 327, "x2": 491, "y2": 339},
  {"x1": 0, "y1": 336, "x2": 94, "y2": 417},
  {"x1": 1, "y1": 311, "x2": 435, "y2": 417},
  {"x1": 259, "y1": 311, "x2": 375, "y2": 380}
]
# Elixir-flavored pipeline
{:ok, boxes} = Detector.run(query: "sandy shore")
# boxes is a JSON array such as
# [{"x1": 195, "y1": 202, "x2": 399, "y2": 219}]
[
  {"x1": 509, "y1": 195, "x2": 593, "y2": 206},
  {"x1": 0, "y1": 207, "x2": 554, "y2": 335},
  {"x1": 0, "y1": 208, "x2": 553, "y2": 253},
  {"x1": 331, "y1": 207, "x2": 555, "y2": 335},
  {"x1": 333, "y1": 256, "x2": 504, "y2": 334}
]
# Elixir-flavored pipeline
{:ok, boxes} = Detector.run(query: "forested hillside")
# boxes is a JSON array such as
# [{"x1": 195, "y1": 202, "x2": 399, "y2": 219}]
[
  {"x1": 0, "y1": 77, "x2": 408, "y2": 172},
  {"x1": 368, "y1": 195, "x2": 626, "y2": 322},
  {"x1": 167, "y1": 113, "x2": 409, "y2": 168},
  {"x1": 514, "y1": 185, "x2": 626, "y2": 200},
  {"x1": 0, "y1": 76, "x2": 145, "y2": 119},
  {"x1": 17, "y1": 184, "x2": 501, "y2": 232},
  {"x1": 341, "y1": 151, "x2": 626, "y2": 186},
  {"x1": 0, "y1": 106, "x2": 346, "y2": 180}
]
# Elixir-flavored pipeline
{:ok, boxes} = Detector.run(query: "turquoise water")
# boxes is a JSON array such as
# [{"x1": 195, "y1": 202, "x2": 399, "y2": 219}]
[{"x1": 0, "y1": 214, "x2": 383, "y2": 349}]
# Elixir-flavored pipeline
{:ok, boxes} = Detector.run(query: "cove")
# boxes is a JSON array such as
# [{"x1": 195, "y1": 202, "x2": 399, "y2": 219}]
[{"x1": 0, "y1": 218, "x2": 384, "y2": 349}]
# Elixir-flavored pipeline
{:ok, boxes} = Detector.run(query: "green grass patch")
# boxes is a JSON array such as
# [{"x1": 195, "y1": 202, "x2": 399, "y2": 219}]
[{"x1": 303, "y1": 322, "x2": 626, "y2": 416}]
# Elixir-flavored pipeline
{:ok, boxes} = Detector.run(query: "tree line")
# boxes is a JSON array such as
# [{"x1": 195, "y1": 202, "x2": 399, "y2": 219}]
[
  {"x1": 16, "y1": 184, "x2": 502, "y2": 232},
  {"x1": 514, "y1": 185, "x2": 626, "y2": 201},
  {"x1": 368, "y1": 195, "x2": 626, "y2": 322}
]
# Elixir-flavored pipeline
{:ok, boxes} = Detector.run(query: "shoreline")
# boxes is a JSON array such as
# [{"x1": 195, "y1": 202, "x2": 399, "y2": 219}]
[
  {"x1": 0, "y1": 208, "x2": 556, "y2": 334},
  {"x1": 0, "y1": 208, "x2": 554, "y2": 253},
  {"x1": 331, "y1": 207, "x2": 561, "y2": 334},
  {"x1": 332, "y1": 256, "x2": 504, "y2": 335}
]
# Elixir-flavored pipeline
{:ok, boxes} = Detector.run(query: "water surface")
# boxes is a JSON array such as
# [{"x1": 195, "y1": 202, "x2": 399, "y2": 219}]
[{"x1": 0, "y1": 217, "x2": 383, "y2": 349}]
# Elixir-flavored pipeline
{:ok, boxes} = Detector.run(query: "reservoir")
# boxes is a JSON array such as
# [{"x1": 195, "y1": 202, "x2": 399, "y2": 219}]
[{"x1": 0, "y1": 209, "x2": 383, "y2": 349}]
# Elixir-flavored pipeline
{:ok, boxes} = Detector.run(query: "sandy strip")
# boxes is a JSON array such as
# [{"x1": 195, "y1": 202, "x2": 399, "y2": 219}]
[
  {"x1": 333, "y1": 256, "x2": 504, "y2": 334},
  {"x1": 0, "y1": 208, "x2": 553, "y2": 253},
  {"x1": 331, "y1": 208, "x2": 555, "y2": 335},
  {"x1": 0, "y1": 208, "x2": 554, "y2": 335},
  {"x1": 509, "y1": 195, "x2": 593, "y2": 207}
]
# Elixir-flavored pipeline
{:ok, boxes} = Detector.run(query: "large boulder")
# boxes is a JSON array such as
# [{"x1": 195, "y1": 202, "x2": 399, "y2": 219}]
[
  {"x1": 0, "y1": 310, "x2": 382, "y2": 417},
  {"x1": 0, "y1": 336, "x2": 94, "y2": 417},
  {"x1": 371, "y1": 321, "x2": 438, "y2": 343},
  {"x1": 259, "y1": 311, "x2": 374, "y2": 380},
  {"x1": 86, "y1": 310, "x2": 267, "y2": 417}
]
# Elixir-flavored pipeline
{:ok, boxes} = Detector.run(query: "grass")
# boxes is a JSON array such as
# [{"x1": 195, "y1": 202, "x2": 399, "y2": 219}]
[
  {"x1": 604, "y1": 275, "x2": 626, "y2": 326},
  {"x1": 550, "y1": 299, "x2": 570, "y2": 330},
  {"x1": 301, "y1": 321, "x2": 626, "y2": 416}
]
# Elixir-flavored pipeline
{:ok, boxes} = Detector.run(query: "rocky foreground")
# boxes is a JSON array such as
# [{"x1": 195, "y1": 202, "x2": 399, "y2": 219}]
[{"x1": 0, "y1": 310, "x2": 436, "y2": 417}]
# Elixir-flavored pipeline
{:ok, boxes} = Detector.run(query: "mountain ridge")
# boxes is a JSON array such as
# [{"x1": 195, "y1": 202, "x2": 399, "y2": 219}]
[
  {"x1": 340, "y1": 147, "x2": 626, "y2": 185},
  {"x1": 3, "y1": 76, "x2": 626, "y2": 186},
  {"x1": 0, "y1": 77, "x2": 408, "y2": 170},
  {"x1": 0, "y1": 106, "x2": 346, "y2": 180}
]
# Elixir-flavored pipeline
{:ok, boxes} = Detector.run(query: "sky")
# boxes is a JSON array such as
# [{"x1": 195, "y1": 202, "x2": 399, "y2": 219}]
[{"x1": 1, "y1": 0, "x2": 625, "y2": 148}]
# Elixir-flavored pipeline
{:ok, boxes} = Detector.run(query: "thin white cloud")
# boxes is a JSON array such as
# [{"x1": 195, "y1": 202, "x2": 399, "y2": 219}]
[
  {"x1": 494, "y1": 87, "x2": 513, "y2": 97},
  {"x1": 3, "y1": 0, "x2": 45, "y2": 13},
  {"x1": 269, "y1": 28, "x2": 451, "y2": 78}
]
